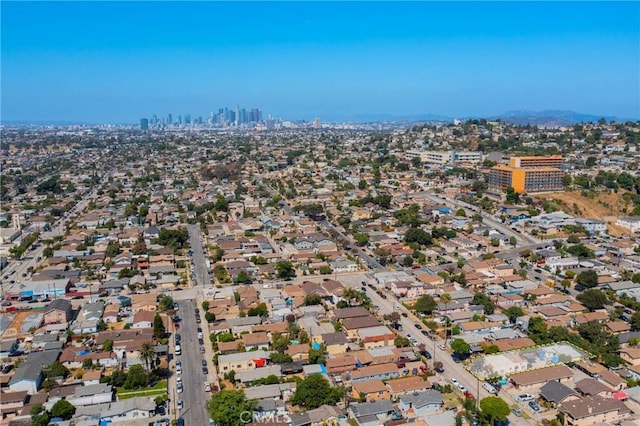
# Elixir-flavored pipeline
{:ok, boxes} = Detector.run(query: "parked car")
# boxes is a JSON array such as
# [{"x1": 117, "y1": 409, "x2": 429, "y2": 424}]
[
  {"x1": 528, "y1": 401, "x2": 540, "y2": 412},
  {"x1": 415, "y1": 323, "x2": 422, "y2": 329},
  {"x1": 438, "y1": 344, "x2": 446, "y2": 351},
  {"x1": 511, "y1": 408, "x2": 522, "y2": 417},
  {"x1": 177, "y1": 400, "x2": 184, "y2": 410},
  {"x1": 518, "y1": 394, "x2": 535, "y2": 402},
  {"x1": 204, "y1": 382, "x2": 211, "y2": 392}
]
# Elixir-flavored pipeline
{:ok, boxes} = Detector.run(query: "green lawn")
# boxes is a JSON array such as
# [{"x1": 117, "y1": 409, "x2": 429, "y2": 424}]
[{"x1": 117, "y1": 380, "x2": 167, "y2": 399}]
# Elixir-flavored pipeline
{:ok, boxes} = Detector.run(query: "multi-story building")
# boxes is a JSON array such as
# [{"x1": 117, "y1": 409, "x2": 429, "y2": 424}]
[
  {"x1": 405, "y1": 150, "x2": 482, "y2": 165},
  {"x1": 489, "y1": 155, "x2": 565, "y2": 194}
]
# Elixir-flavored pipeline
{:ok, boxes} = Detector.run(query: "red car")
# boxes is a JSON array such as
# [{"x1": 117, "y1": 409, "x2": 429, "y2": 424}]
[{"x1": 464, "y1": 391, "x2": 475, "y2": 401}]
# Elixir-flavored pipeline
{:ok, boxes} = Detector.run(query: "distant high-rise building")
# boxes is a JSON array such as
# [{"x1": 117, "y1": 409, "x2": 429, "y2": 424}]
[
  {"x1": 235, "y1": 105, "x2": 240, "y2": 127},
  {"x1": 185, "y1": 114, "x2": 191, "y2": 124},
  {"x1": 313, "y1": 117, "x2": 321, "y2": 129},
  {"x1": 152, "y1": 114, "x2": 158, "y2": 125},
  {"x1": 140, "y1": 118, "x2": 149, "y2": 131},
  {"x1": 177, "y1": 115, "x2": 182, "y2": 125},
  {"x1": 167, "y1": 113, "x2": 173, "y2": 125}
]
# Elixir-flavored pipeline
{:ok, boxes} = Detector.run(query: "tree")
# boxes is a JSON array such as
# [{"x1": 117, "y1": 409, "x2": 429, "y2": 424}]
[
  {"x1": 208, "y1": 389, "x2": 257, "y2": 426},
  {"x1": 479, "y1": 396, "x2": 510, "y2": 423},
  {"x1": 51, "y1": 400, "x2": 76, "y2": 420},
  {"x1": 44, "y1": 361, "x2": 69, "y2": 379},
  {"x1": 503, "y1": 306, "x2": 524, "y2": 324},
  {"x1": 576, "y1": 269, "x2": 599, "y2": 289},
  {"x1": 247, "y1": 303, "x2": 268, "y2": 317},
  {"x1": 308, "y1": 347, "x2": 326, "y2": 364},
  {"x1": 31, "y1": 403, "x2": 50, "y2": 426},
  {"x1": 290, "y1": 374, "x2": 342, "y2": 409},
  {"x1": 631, "y1": 312, "x2": 640, "y2": 331},
  {"x1": 270, "y1": 352, "x2": 293, "y2": 364},
  {"x1": 158, "y1": 295, "x2": 174, "y2": 311},
  {"x1": 139, "y1": 342, "x2": 156, "y2": 370},
  {"x1": 103, "y1": 339, "x2": 114, "y2": 352},
  {"x1": 450, "y1": 339, "x2": 471, "y2": 357},
  {"x1": 235, "y1": 270, "x2": 252, "y2": 284},
  {"x1": 304, "y1": 294, "x2": 323, "y2": 306},
  {"x1": 509, "y1": 236, "x2": 517, "y2": 247},
  {"x1": 576, "y1": 289, "x2": 608, "y2": 311},
  {"x1": 275, "y1": 261, "x2": 295, "y2": 279},
  {"x1": 153, "y1": 314, "x2": 166, "y2": 339},
  {"x1": 394, "y1": 336, "x2": 411, "y2": 347},
  {"x1": 527, "y1": 317, "x2": 549, "y2": 344},
  {"x1": 123, "y1": 364, "x2": 149, "y2": 389},
  {"x1": 566, "y1": 244, "x2": 594, "y2": 259},
  {"x1": 414, "y1": 295, "x2": 437, "y2": 314}
]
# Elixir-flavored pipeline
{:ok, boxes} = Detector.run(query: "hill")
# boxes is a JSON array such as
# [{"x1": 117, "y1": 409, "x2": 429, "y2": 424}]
[{"x1": 534, "y1": 190, "x2": 633, "y2": 236}]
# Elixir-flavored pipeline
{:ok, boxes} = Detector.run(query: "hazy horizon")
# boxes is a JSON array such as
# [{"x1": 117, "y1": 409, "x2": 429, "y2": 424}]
[{"x1": 2, "y1": 2, "x2": 639, "y2": 123}]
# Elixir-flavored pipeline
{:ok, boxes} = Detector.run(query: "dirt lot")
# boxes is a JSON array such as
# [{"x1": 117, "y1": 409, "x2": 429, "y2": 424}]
[{"x1": 534, "y1": 190, "x2": 634, "y2": 236}]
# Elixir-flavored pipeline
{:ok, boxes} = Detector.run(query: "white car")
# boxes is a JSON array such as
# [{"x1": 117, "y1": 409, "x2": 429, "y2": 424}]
[
  {"x1": 438, "y1": 344, "x2": 446, "y2": 351},
  {"x1": 177, "y1": 400, "x2": 184, "y2": 410},
  {"x1": 457, "y1": 383, "x2": 467, "y2": 392},
  {"x1": 204, "y1": 382, "x2": 211, "y2": 392},
  {"x1": 518, "y1": 393, "x2": 535, "y2": 402},
  {"x1": 177, "y1": 384, "x2": 183, "y2": 393},
  {"x1": 450, "y1": 377, "x2": 459, "y2": 386}
]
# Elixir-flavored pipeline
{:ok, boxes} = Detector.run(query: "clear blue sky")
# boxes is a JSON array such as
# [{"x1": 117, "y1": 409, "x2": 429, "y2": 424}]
[{"x1": 2, "y1": 1, "x2": 639, "y2": 123}]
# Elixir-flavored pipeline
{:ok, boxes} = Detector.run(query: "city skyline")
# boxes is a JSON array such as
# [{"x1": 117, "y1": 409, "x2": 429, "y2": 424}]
[{"x1": 2, "y1": 1, "x2": 639, "y2": 124}]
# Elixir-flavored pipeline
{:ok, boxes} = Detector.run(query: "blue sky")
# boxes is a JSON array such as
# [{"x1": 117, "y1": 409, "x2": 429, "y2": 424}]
[{"x1": 2, "y1": 1, "x2": 639, "y2": 123}]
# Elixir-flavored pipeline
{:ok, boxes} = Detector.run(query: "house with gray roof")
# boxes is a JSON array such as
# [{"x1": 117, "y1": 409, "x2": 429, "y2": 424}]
[
  {"x1": 398, "y1": 389, "x2": 444, "y2": 416},
  {"x1": 347, "y1": 400, "x2": 396, "y2": 426},
  {"x1": 75, "y1": 396, "x2": 156, "y2": 422},
  {"x1": 243, "y1": 383, "x2": 294, "y2": 401},
  {"x1": 67, "y1": 383, "x2": 114, "y2": 406},
  {"x1": 539, "y1": 380, "x2": 579, "y2": 406},
  {"x1": 9, "y1": 351, "x2": 59, "y2": 394}
]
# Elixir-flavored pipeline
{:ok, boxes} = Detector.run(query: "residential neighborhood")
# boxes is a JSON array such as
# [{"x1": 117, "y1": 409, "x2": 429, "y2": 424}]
[{"x1": 2, "y1": 119, "x2": 640, "y2": 426}]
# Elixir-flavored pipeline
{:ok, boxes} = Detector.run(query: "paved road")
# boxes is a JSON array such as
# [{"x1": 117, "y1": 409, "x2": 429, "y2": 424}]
[
  {"x1": 188, "y1": 224, "x2": 211, "y2": 287},
  {"x1": 176, "y1": 299, "x2": 210, "y2": 425}
]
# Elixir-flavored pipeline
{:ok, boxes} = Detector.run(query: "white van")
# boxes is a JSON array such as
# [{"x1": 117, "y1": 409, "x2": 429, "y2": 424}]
[{"x1": 482, "y1": 382, "x2": 498, "y2": 395}]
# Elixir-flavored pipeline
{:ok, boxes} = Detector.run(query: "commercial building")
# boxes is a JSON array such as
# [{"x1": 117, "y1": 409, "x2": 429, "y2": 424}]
[
  {"x1": 489, "y1": 155, "x2": 565, "y2": 194},
  {"x1": 405, "y1": 150, "x2": 482, "y2": 165}
]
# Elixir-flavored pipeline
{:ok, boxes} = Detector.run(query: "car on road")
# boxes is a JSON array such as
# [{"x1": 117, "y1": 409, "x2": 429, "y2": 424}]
[
  {"x1": 450, "y1": 377, "x2": 459, "y2": 386},
  {"x1": 175, "y1": 334, "x2": 181, "y2": 343},
  {"x1": 422, "y1": 350, "x2": 432, "y2": 359},
  {"x1": 518, "y1": 394, "x2": 535, "y2": 402},
  {"x1": 204, "y1": 382, "x2": 211, "y2": 392},
  {"x1": 511, "y1": 408, "x2": 522, "y2": 417},
  {"x1": 202, "y1": 359, "x2": 207, "y2": 367},
  {"x1": 415, "y1": 323, "x2": 422, "y2": 329},
  {"x1": 401, "y1": 312, "x2": 408, "y2": 318},
  {"x1": 177, "y1": 400, "x2": 184, "y2": 410},
  {"x1": 177, "y1": 383, "x2": 183, "y2": 393},
  {"x1": 176, "y1": 361, "x2": 182, "y2": 375},
  {"x1": 528, "y1": 401, "x2": 540, "y2": 412},
  {"x1": 438, "y1": 344, "x2": 446, "y2": 351},
  {"x1": 198, "y1": 338, "x2": 204, "y2": 345},
  {"x1": 457, "y1": 383, "x2": 466, "y2": 392},
  {"x1": 200, "y1": 346, "x2": 205, "y2": 354},
  {"x1": 421, "y1": 330, "x2": 429, "y2": 336},
  {"x1": 203, "y1": 366, "x2": 209, "y2": 374}
]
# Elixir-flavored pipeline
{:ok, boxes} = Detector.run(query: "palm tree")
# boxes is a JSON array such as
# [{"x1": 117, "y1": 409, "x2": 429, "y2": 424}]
[
  {"x1": 139, "y1": 342, "x2": 156, "y2": 371},
  {"x1": 440, "y1": 293, "x2": 451, "y2": 345}
]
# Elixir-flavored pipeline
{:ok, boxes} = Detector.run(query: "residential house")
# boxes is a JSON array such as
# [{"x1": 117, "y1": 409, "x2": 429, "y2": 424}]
[
  {"x1": 559, "y1": 395, "x2": 632, "y2": 426},
  {"x1": 132, "y1": 311, "x2": 155, "y2": 329},
  {"x1": 386, "y1": 376, "x2": 432, "y2": 398},
  {"x1": 398, "y1": 390, "x2": 444, "y2": 416},
  {"x1": 351, "y1": 363, "x2": 399, "y2": 383},
  {"x1": 218, "y1": 350, "x2": 272, "y2": 373},
  {"x1": 539, "y1": 381, "x2": 579, "y2": 406},
  {"x1": 509, "y1": 365, "x2": 574, "y2": 392},
  {"x1": 43, "y1": 299, "x2": 73, "y2": 325},
  {"x1": 357, "y1": 326, "x2": 396, "y2": 349},
  {"x1": 351, "y1": 379, "x2": 390, "y2": 402},
  {"x1": 75, "y1": 397, "x2": 156, "y2": 423},
  {"x1": 242, "y1": 332, "x2": 270, "y2": 351},
  {"x1": 347, "y1": 400, "x2": 395, "y2": 426},
  {"x1": 342, "y1": 316, "x2": 381, "y2": 340},
  {"x1": 321, "y1": 332, "x2": 349, "y2": 355},
  {"x1": 66, "y1": 383, "x2": 114, "y2": 407}
]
